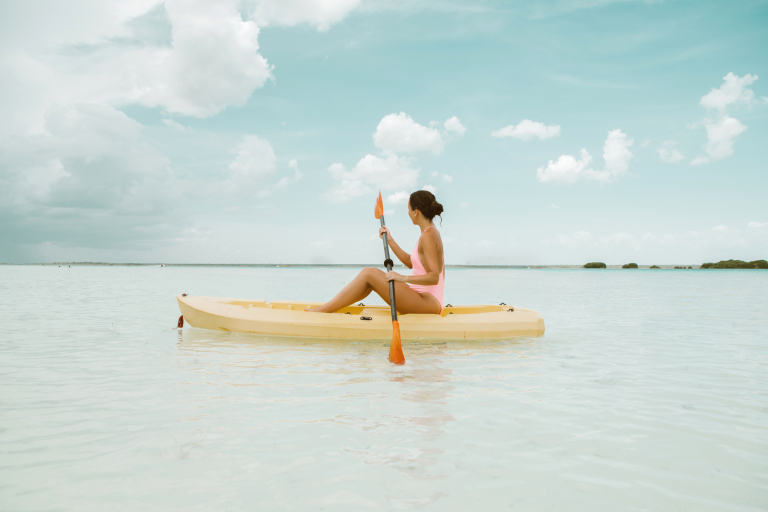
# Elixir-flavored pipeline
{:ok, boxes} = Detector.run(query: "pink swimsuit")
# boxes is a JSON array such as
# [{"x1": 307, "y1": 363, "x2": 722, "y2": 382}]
[{"x1": 408, "y1": 226, "x2": 445, "y2": 310}]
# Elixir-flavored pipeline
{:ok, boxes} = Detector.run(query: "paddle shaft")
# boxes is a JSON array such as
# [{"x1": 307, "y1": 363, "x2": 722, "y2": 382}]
[{"x1": 379, "y1": 216, "x2": 398, "y2": 322}]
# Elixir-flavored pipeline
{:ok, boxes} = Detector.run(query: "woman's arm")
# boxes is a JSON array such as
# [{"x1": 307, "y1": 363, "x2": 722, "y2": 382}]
[{"x1": 379, "y1": 227, "x2": 412, "y2": 269}]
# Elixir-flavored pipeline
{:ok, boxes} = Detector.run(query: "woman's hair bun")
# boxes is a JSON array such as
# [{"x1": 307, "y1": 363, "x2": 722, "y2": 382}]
[
  {"x1": 409, "y1": 190, "x2": 444, "y2": 222},
  {"x1": 430, "y1": 200, "x2": 444, "y2": 217}
]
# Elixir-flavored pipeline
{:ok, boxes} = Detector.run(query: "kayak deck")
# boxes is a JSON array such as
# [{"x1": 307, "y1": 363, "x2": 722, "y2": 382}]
[{"x1": 178, "y1": 296, "x2": 545, "y2": 340}]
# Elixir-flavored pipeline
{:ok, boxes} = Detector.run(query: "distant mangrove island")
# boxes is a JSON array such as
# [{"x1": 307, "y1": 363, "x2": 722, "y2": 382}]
[
  {"x1": 700, "y1": 259, "x2": 768, "y2": 269},
  {"x1": 582, "y1": 259, "x2": 767, "y2": 269}
]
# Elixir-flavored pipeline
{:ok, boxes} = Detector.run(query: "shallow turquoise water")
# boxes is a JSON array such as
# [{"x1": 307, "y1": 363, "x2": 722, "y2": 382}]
[{"x1": 1, "y1": 266, "x2": 766, "y2": 511}]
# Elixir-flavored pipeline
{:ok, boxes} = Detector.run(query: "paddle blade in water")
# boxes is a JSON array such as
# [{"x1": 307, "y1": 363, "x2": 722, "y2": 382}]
[
  {"x1": 388, "y1": 320, "x2": 405, "y2": 364},
  {"x1": 374, "y1": 190, "x2": 384, "y2": 220}
]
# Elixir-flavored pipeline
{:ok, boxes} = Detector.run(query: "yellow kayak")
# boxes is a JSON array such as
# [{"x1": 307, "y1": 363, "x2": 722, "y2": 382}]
[{"x1": 177, "y1": 296, "x2": 545, "y2": 340}]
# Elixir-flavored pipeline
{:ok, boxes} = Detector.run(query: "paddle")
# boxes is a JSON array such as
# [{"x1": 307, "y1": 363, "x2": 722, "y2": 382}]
[{"x1": 375, "y1": 191, "x2": 405, "y2": 365}]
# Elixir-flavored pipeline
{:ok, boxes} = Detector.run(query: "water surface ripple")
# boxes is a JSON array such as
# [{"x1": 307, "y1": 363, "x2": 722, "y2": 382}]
[{"x1": 1, "y1": 266, "x2": 766, "y2": 510}]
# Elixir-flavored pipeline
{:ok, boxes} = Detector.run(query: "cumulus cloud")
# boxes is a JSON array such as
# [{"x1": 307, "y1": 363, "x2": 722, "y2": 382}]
[
  {"x1": 1, "y1": 0, "x2": 363, "y2": 128},
  {"x1": 373, "y1": 112, "x2": 445, "y2": 154},
  {"x1": 537, "y1": 149, "x2": 593, "y2": 185},
  {"x1": 226, "y1": 135, "x2": 276, "y2": 196},
  {"x1": 748, "y1": 222, "x2": 767, "y2": 228},
  {"x1": 491, "y1": 119, "x2": 561, "y2": 141},
  {"x1": 537, "y1": 129, "x2": 633, "y2": 185},
  {"x1": 327, "y1": 112, "x2": 461, "y2": 202},
  {"x1": 0, "y1": 0, "x2": 361, "y2": 259},
  {"x1": 275, "y1": 159, "x2": 303, "y2": 189},
  {"x1": 245, "y1": 0, "x2": 361, "y2": 31},
  {"x1": 387, "y1": 191, "x2": 409, "y2": 204},
  {"x1": 162, "y1": 119, "x2": 190, "y2": 131},
  {"x1": 658, "y1": 140, "x2": 685, "y2": 163},
  {"x1": 443, "y1": 116, "x2": 466, "y2": 135},
  {"x1": 690, "y1": 115, "x2": 747, "y2": 165},
  {"x1": 700, "y1": 72, "x2": 759, "y2": 111},
  {"x1": 422, "y1": 184, "x2": 437, "y2": 193},
  {"x1": 325, "y1": 151, "x2": 419, "y2": 203},
  {"x1": 0, "y1": 103, "x2": 180, "y2": 256},
  {"x1": 691, "y1": 73, "x2": 760, "y2": 165}
]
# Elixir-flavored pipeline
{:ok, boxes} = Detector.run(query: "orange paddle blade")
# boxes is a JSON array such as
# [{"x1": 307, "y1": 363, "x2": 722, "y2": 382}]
[
  {"x1": 388, "y1": 320, "x2": 405, "y2": 364},
  {"x1": 374, "y1": 190, "x2": 384, "y2": 219}
]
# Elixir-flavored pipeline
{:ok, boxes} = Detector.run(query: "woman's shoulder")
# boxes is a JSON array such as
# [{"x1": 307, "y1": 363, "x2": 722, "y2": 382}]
[{"x1": 421, "y1": 226, "x2": 442, "y2": 244}]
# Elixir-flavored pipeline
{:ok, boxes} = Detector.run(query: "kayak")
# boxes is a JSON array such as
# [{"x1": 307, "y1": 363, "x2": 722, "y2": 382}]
[{"x1": 177, "y1": 295, "x2": 545, "y2": 340}]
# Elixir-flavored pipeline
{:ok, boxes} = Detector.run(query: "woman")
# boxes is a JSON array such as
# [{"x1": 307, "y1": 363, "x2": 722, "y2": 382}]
[{"x1": 307, "y1": 190, "x2": 445, "y2": 314}]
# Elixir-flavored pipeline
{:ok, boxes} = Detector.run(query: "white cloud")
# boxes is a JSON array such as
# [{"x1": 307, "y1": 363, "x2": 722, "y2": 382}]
[
  {"x1": 324, "y1": 179, "x2": 370, "y2": 203},
  {"x1": 460, "y1": 202, "x2": 469, "y2": 209},
  {"x1": 274, "y1": 159, "x2": 303, "y2": 189},
  {"x1": 712, "y1": 225, "x2": 728, "y2": 232},
  {"x1": 491, "y1": 119, "x2": 561, "y2": 141},
  {"x1": 422, "y1": 184, "x2": 437, "y2": 193},
  {"x1": 537, "y1": 149, "x2": 593, "y2": 185},
  {"x1": 162, "y1": 119, "x2": 189, "y2": 131},
  {"x1": 658, "y1": 140, "x2": 684, "y2": 163},
  {"x1": 1, "y1": 0, "x2": 361, "y2": 132},
  {"x1": 692, "y1": 73, "x2": 759, "y2": 165},
  {"x1": 387, "y1": 191, "x2": 409, "y2": 204},
  {"x1": 602, "y1": 129, "x2": 634, "y2": 176},
  {"x1": 690, "y1": 115, "x2": 747, "y2": 165},
  {"x1": 544, "y1": 203, "x2": 558, "y2": 209},
  {"x1": 748, "y1": 222, "x2": 767, "y2": 228},
  {"x1": 373, "y1": 112, "x2": 445, "y2": 154},
  {"x1": 327, "y1": 112, "x2": 461, "y2": 202},
  {"x1": 226, "y1": 135, "x2": 276, "y2": 195},
  {"x1": 246, "y1": 0, "x2": 361, "y2": 31},
  {"x1": 443, "y1": 116, "x2": 466, "y2": 135},
  {"x1": 0, "y1": 102, "x2": 179, "y2": 251},
  {"x1": 537, "y1": 129, "x2": 633, "y2": 185},
  {"x1": 325, "y1": 151, "x2": 419, "y2": 203},
  {"x1": 700, "y1": 72, "x2": 759, "y2": 111}
]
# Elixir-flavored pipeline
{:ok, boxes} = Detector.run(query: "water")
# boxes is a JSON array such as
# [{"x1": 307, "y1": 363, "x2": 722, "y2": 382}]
[{"x1": 0, "y1": 265, "x2": 766, "y2": 511}]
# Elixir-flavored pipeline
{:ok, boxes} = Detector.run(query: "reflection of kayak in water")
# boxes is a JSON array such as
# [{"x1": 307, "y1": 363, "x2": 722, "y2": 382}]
[{"x1": 177, "y1": 296, "x2": 545, "y2": 340}]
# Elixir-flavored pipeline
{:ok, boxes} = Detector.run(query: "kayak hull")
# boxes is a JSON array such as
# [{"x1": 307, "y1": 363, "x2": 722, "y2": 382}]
[{"x1": 177, "y1": 296, "x2": 545, "y2": 340}]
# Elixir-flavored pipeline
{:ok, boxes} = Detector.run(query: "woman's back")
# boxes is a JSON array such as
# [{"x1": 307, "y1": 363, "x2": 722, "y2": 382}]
[{"x1": 409, "y1": 226, "x2": 445, "y2": 308}]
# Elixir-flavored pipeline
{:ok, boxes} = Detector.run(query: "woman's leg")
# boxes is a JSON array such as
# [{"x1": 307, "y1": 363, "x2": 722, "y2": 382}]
[{"x1": 307, "y1": 267, "x2": 441, "y2": 314}]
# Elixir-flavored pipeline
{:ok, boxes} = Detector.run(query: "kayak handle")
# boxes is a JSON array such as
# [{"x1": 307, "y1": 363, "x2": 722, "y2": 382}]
[{"x1": 360, "y1": 316, "x2": 372, "y2": 321}]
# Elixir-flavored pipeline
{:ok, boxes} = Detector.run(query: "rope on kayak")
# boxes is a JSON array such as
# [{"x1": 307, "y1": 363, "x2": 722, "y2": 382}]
[{"x1": 177, "y1": 315, "x2": 183, "y2": 328}]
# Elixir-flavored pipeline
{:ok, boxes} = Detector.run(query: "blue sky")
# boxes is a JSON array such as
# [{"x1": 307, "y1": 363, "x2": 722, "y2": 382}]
[{"x1": 1, "y1": 0, "x2": 766, "y2": 264}]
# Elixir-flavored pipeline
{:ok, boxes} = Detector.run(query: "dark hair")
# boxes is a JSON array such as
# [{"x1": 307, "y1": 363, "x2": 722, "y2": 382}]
[{"x1": 409, "y1": 190, "x2": 444, "y2": 223}]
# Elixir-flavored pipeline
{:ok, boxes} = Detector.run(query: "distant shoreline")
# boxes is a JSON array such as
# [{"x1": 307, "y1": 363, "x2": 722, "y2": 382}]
[{"x1": 1, "y1": 262, "x2": 758, "y2": 269}]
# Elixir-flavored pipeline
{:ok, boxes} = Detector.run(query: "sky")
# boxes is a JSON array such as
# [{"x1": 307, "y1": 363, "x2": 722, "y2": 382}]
[{"x1": 1, "y1": 0, "x2": 766, "y2": 265}]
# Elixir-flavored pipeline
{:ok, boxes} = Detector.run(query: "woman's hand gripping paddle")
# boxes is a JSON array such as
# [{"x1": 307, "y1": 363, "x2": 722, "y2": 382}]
[{"x1": 375, "y1": 191, "x2": 405, "y2": 364}]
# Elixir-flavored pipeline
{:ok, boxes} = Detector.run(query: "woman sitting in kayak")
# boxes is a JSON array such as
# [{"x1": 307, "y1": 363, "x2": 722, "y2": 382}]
[{"x1": 307, "y1": 190, "x2": 445, "y2": 314}]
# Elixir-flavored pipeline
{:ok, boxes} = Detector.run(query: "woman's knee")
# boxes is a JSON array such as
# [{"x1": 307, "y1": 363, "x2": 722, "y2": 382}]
[{"x1": 361, "y1": 267, "x2": 382, "y2": 278}]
